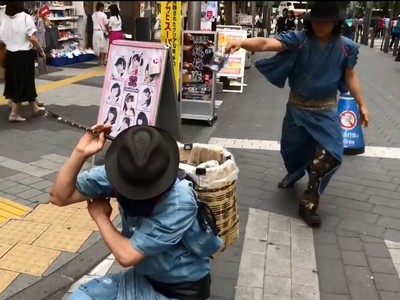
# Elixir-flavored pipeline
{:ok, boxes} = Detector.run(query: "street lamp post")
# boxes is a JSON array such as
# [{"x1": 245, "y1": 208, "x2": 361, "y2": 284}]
[{"x1": 187, "y1": 1, "x2": 201, "y2": 30}]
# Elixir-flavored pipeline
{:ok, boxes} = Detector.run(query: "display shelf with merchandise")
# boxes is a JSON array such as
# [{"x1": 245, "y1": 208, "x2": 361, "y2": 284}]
[{"x1": 25, "y1": 1, "x2": 96, "y2": 66}]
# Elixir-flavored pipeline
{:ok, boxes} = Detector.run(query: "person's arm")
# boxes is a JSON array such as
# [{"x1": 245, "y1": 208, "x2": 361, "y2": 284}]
[
  {"x1": 343, "y1": 41, "x2": 370, "y2": 127},
  {"x1": 107, "y1": 16, "x2": 114, "y2": 31},
  {"x1": 345, "y1": 69, "x2": 366, "y2": 107},
  {"x1": 25, "y1": 14, "x2": 45, "y2": 57},
  {"x1": 90, "y1": 206, "x2": 145, "y2": 267},
  {"x1": 49, "y1": 125, "x2": 112, "y2": 206},
  {"x1": 225, "y1": 31, "x2": 304, "y2": 54},
  {"x1": 49, "y1": 150, "x2": 91, "y2": 206}
]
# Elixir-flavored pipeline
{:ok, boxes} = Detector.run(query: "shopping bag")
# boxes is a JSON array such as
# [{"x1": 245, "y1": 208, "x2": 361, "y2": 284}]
[{"x1": 36, "y1": 56, "x2": 48, "y2": 75}]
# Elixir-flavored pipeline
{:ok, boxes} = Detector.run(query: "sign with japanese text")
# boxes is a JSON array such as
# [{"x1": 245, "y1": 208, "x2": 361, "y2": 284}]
[
  {"x1": 161, "y1": 1, "x2": 181, "y2": 92},
  {"x1": 217, "y1": 30, "x2": 247, "y2": 77},
  {"x1": 181, "y1": 31, "x2": 216, "y2": 102}
]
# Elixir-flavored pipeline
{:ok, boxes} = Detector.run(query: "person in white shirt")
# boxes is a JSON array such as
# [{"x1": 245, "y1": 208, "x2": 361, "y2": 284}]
[
  {"x1": 92, "y1": 2, "x2": 108, "y2": 66},
  {"x1": 107, "y1": 4, "x2": 124, "y2": 50},
  {"x1": 0, "y1": 1, "x2": 45, "y2": 122}
]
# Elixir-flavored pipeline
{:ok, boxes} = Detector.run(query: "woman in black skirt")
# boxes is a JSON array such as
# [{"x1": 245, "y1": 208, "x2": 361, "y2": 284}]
[{"x1": 0, "y1": 1, "x2": 45, "y2": 122}]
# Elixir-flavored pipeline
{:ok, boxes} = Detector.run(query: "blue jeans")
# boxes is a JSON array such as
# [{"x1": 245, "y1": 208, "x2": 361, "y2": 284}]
[
  {"x1": 67, "y1": 270, "x2": 210, "y2": 300},
  {"x1": 67, "y1": 271, "x2": 175, "y2": 300},
  {"x1": 67, "y1": 273, "x2": 122, "y2": 300}
]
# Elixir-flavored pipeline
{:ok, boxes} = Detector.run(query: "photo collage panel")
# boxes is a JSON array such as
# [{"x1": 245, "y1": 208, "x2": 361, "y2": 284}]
[{"x1": 101, "y1": 46, "x2": 161, "y2": 137}]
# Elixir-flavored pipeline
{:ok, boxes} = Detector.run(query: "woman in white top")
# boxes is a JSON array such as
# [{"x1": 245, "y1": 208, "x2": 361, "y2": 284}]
[
  {"x1": 108, "y1": 4, "x2": 124, "y2": 49},
  {"x1": 0, "y1": 2, "x2": 45, "y2": 122},
  {"x1": 92, "y1": 2, "x2": 108, "y2": 66}
]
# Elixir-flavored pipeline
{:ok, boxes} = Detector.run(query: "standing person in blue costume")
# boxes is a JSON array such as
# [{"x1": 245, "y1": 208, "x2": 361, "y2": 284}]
[
  {"x1": 50, "y1": 124, "x2": 221, "y2": 299},
  {"x1": 225, "y1": 1, "x2": 370, "y2": 227}
]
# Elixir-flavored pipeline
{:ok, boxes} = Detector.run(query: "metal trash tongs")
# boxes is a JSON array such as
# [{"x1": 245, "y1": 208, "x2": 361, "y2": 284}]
[{"x1": 45, "y1": 110, "x2": 115, "y2": 141}]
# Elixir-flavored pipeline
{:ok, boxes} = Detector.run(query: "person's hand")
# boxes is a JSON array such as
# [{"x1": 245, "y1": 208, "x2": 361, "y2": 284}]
[
  {"x1": 40, "y1": 50, "x2": 46, "y2": 58},
  {"x1": 74, "y1": 124, "x2": 111, "y2": 158},
  {"x1": 359, "y1": 105, "x2": 370, "y2": 127},
  {"x1": 87, "y1": 197, "x2": 112, "y2": 223},
  {"x1": 225, "y1": 40, "x2": 243, "y2": 54}
]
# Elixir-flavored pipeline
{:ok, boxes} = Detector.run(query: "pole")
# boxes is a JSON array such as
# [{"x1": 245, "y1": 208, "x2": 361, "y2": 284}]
[
  {"x1": 361, "y1": 1, "x2": 373, "y2": 46},
  {"x1": 187, "y1": 1, "x2": 201, "y2": 30},
  {"x1": 250, "y1": 1, "x2": 256, "y2": 37},
  {"x1": 383, "y1": 1, "x2": 395, "y2": 53}
]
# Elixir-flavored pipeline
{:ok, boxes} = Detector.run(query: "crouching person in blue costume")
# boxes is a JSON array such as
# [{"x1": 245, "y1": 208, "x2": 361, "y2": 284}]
[
  {"x1": 50, "y1": 124, "x2": 221, "y2": 300},
  {"x1": 225, "y1": 1, "x2": 370, "y2": 227}
]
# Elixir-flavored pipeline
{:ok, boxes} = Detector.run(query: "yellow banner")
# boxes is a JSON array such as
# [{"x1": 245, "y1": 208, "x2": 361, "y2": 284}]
[{"x1": 161, "y1": 1, "x2": 181, "y2": 93}]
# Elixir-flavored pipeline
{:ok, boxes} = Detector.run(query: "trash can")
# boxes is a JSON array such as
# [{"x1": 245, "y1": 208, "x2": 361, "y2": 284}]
[
  {"x1": 178, "y1": 142, "x2": 240, "y2": 253},
  {"x1": 338, "y1": 92, "x2": 365, "y2": 155}
]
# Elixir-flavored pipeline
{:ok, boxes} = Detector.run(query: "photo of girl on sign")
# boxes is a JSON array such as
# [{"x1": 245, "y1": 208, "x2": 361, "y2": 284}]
[
  {"x1": 122, "y1": 92, "x2": 136, "y2": 117},
  {"x1": 111, "y1": 56, "x2": 127, "y2": 81},
  {"x1": 136, "y1": 111, "x2": 149, "y2": 126},
  {"x1": 107, "y1": 82, "x2": 122, "y2": 104},
  {"x1": 143, "y1": 63, "x2": 156, "y2": 85},
  {"x1": 103, "y1": 106, "x2": 118, "y2": 126},
  {"x1": 138, "y1": 86, "x2": 153, "y2": 110},
  {"x1": 118, "y1": 116, "x2": 133, "y2": 133},
  {"x1": 128, "y1": 52, "x2": 143, "y2": 76}
]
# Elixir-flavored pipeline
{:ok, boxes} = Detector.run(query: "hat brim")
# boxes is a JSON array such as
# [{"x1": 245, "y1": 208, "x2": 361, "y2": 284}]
[
  {"x1": 304, "y1": 12, "x2": 346, "y2": 22},
  {"x1": 105, "y1": 126, "x2": 180, "y2": 200}
]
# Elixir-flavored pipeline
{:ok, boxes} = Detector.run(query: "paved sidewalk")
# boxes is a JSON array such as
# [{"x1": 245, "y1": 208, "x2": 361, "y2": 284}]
[
  {"x1": 62, "y1": 44, "x2": 400, "y2": 300},
  {"x1": 2, "y1": 42, "x2": 400, "y2": 300},
  {"x1": 0, "y1": 60, "x2": 232, "y2": 299}
]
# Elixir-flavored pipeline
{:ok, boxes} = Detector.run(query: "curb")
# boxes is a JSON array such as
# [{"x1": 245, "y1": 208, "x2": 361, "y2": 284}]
[{"x1": 7, "y1": 238, "x2": 110, "y2": 300}]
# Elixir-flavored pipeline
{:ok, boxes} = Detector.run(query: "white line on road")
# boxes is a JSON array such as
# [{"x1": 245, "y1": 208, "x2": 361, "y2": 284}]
[{"x1": 208, "y1": 137, "x2": 400, "y2": 159}]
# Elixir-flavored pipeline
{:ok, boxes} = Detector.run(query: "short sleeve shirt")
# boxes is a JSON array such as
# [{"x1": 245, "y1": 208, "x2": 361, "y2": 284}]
[
  {"x1": 0, "y1": 12, "x2": 36, "y2": 52},
  {"x1": 76, "y1": 165, "x2": 210, "y2": 283}
]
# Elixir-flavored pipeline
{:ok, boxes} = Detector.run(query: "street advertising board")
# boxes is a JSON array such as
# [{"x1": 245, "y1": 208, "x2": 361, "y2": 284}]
[
  {"x1": 180, "y1": 30, "x2": 217, "y2": 125},
  {"x1": 216, "y1": 29, "x2": 247, "y2": 78},
  {"x1": 97, "y1": 40, "x2": 182, "y2": 141}
]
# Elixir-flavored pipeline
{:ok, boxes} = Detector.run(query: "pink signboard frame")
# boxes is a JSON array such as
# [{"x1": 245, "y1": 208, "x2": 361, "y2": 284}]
[{"x1": 97, "y1": 40, "x2": 168, "y2": 138}]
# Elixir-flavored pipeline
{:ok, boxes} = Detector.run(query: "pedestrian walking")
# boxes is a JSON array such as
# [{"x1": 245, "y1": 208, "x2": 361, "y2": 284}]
[
  {"x1": 225, "y1": 1, "x2": 370, "y2": 227},
  {"x1": 107, "y1": 4, "x2": 124, "y2": 50},
  {"x1": 0, "y1": 1, "x2": 45, "y2": 122}
]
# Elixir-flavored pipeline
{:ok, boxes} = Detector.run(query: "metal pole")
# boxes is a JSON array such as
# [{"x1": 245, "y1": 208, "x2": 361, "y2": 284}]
[
  {"x1": 251, "y1": 1, "x2": 256, "y2": 37},
  {"x1": 187, "y1": 1, "x2": 201, "y2": 30}
]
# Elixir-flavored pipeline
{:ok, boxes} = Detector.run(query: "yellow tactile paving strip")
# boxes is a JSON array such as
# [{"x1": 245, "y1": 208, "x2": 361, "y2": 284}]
[
  {"x1": 0, "y1": 270, "x2": 19, "y2": 294},
  {"x1": 0, "y1": 198, "x2": 120, "y2": 294},
  {"x1": 0, "y1": 197, "x2": 31, "y2": 224}
]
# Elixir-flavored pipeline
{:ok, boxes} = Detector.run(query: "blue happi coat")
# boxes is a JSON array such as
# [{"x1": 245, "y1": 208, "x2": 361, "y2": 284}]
[{"x1": 275, "y1": 31, "x2": 359, "y2": 193}]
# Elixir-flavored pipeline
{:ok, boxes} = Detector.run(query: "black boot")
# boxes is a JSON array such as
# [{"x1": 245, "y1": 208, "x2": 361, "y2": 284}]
[
  {"x1": 278, "y1": 171, "x2": 305, "y2": 189},
  {"x1": 298, "y1": 190, "x2": 321, "y2": 227},
  {"x1": 298, "y1": 203, "x2": 321, "y2": 227}
]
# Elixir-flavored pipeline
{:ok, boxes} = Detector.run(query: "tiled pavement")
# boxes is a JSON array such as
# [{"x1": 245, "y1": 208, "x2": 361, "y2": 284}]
[
  {"x1": 0, "y1": 61, "x2": 234, "y2": 299},
  {"x1": 1, "y1": 41, "x2": 400, "y2": 300},
  {"x1": 62, "y1": 44, "x2": 400, "y2": 300}
]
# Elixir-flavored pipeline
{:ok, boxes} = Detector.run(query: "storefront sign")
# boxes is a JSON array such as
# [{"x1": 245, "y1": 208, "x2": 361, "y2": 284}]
[{"x1": 161, "y1": 1, "x2": 181, "y2": 92}]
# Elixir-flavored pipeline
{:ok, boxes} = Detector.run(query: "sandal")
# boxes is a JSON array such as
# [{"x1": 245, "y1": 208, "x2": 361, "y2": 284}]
[{"x1": 9, "y1": 114, "x2": 26, "y2": 122}]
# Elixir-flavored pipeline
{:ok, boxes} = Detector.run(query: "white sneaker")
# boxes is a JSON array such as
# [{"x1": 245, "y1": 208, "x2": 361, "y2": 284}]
[{"x1": 9, "y1": 114, "x2": 26, "y2": 122}]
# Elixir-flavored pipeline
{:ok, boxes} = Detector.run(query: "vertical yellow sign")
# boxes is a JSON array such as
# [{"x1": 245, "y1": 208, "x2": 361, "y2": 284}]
[{"x1": 161, "y1": 1, "x2": 181, "y2": 93}]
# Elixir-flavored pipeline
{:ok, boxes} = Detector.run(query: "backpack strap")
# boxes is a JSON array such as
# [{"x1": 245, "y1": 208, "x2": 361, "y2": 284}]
[
  {"x1": 177, "y1": 169, "x2": 221, "y2": 236},
  {"x1": 339, "y1": 36, "x2": 348, "y2": 57}
]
